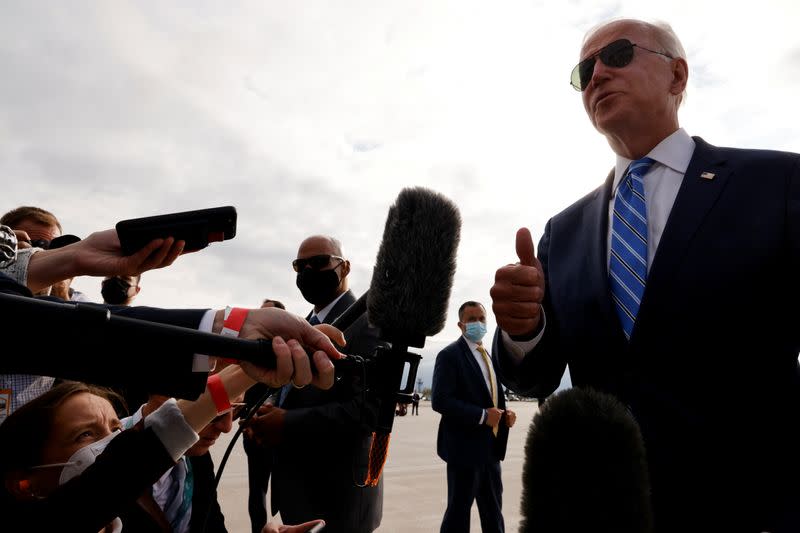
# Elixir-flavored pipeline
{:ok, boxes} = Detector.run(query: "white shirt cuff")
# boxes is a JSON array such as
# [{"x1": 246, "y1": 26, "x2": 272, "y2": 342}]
[
  {"x1": 500, "y1": 310, "x2": 547, "y2": 364},
  {"x1": 479, "y1": 409, "x2": 486, "y2": 425},
  {"x1": 144, "y1": 398, "x2": 199, "y2": 462},
  {"x1": 192, "y1": 309, "x2": 216, "y2": 372}
]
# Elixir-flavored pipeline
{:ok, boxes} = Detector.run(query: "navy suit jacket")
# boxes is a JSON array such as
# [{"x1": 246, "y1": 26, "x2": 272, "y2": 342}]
[
  {"x1": 271, "y1": 289, "x2": 384, "y2": 533},
  {"x1": 494, "y1": 138, "x2": 800, "y2": 531},
  {"x1": 433, "y1": 337, "x2": 508, "y2": 467}
]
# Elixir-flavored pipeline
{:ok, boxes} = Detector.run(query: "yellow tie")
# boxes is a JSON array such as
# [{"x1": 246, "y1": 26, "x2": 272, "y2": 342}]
[{"x1": 477, "y1": 344, "x2": 499, "y2": 437}]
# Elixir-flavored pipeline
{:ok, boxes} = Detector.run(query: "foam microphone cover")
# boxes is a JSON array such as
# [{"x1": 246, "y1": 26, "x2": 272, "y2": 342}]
[
  {"x1": 519, "y1": 387, "x2": 653, "y2": 533},
  {"x1": 367, "y1": 187, "x2": 461, "y2": 346}
]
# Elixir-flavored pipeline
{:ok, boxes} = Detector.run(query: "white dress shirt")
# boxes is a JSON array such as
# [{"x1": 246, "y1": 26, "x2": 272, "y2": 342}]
[
  {"x1": 502, "y1": 128, "x2": 697, "y2": 361},
  {"x1": 463, "y1": 336, "x2": 498, "y2": 424}
]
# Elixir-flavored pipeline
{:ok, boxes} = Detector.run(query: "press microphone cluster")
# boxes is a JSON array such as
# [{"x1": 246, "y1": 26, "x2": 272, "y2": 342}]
[
  {"x1": 519, "y1": 387, "x2": 653, "y2": 533},
  {"x1": 0, "y1": 186, "x2": 461, "y2": 446},
  {"x1": 331, "y1": 186, "x2": 461, "y2": 485}
]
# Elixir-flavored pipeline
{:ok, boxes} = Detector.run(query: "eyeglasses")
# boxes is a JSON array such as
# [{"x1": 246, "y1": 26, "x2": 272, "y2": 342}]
[
  {"x1": 212, "y1": 402, "x2": 246, "y2": 423},
  {"x1": 292, "y1": 254, "x2": 344, "y2": 272},
  {"x1": 570, "y1": 38, "x2": 674, "y2": 91}
]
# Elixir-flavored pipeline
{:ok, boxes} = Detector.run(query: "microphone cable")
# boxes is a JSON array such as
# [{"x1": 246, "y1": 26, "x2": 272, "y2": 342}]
[{"x1": 201, "y1": 354, "x2": 367, "y2": 533}]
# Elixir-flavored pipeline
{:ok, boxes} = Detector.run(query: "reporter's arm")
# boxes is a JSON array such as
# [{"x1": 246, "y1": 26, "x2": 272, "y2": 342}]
[{"x1": 25, "y1": 229, "x2": 184, "y2": 293}]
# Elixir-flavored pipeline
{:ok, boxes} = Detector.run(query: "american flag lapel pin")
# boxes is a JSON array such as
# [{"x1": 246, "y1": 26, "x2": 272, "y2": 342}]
[{"x1": 700, "y1": 171, "x2": 715, "y2": 180}]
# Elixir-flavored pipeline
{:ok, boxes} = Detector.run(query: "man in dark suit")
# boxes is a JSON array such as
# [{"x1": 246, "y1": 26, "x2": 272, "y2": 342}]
[
  {"x1": 490, "y1": 18, "x2": 800, "y2": 533},
  {"x1": 433, "y1": 300, "x2": 516, "y2": 533},
  {"x1": 243, "y1": 235, "x2": 383, "y2": 533}
]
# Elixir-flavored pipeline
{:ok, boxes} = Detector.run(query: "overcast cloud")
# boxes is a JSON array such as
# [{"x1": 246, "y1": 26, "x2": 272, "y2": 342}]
[{"x1": 2, "y1": 0, "x2": 798, "y2": 388}]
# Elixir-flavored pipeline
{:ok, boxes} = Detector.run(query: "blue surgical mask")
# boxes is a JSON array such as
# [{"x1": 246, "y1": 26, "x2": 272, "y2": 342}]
[{"x1": 464, "y1": 321, "x2": 487, "y2": 343}]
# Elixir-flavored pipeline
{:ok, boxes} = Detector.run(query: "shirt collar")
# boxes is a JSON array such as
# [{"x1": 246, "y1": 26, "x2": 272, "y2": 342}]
[
  {"x1": 612, "y1": 128, "x2": 696, "y2": 193},
  {"x1": 462, "y1": 335, "x2": 485, "y2": 352},
  {"x1": 313, "y1": 291, "x2": 348, "y2": 323}
]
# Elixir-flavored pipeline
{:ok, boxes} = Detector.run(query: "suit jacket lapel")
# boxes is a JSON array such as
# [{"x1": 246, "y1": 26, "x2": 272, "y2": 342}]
[
  {"x1": 644, "y1": 138, "x2": 731, "y2": 297},
  {"x1": 322, "y1": 290, "x2": 356, "y2": 325},
  {"x1": 583, "y1": 170, "x2": 622, "y2": 331},
  {"x1": 460, "y1": 338, "x2": 493, "y2": 405}
]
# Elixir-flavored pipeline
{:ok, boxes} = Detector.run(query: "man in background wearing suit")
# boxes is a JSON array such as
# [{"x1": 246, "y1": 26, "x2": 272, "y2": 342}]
[
  {"x1": 243, "y1": 235, "x2": 384, "y2": 533},
  {"x1": 433, "y1": 300, "x2": 516, "y2": 533},
  {"x1": 490, "y1": 18, "x2": 800, "y2": 533}
]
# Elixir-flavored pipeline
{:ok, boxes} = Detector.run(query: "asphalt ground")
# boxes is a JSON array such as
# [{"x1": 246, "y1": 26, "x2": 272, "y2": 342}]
[{"x1": 211, "y1": 401, "x2": 539, "y2": 532}]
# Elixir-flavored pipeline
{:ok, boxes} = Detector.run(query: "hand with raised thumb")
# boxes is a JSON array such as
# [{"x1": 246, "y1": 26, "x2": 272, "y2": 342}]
[{"x1": 489, "y1": 227, "x2": 545, "y2": 337}]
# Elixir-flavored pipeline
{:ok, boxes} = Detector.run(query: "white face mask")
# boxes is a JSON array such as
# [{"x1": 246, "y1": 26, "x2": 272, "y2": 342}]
[{"x1": 31, "y1": 430, "x2": 121, "y2": 485}]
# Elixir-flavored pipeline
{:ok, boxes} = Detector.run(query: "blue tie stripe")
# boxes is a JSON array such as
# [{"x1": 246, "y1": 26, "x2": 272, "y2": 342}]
[{"x1": 609, "y1": 157, "x2": 655, "y2": 339}]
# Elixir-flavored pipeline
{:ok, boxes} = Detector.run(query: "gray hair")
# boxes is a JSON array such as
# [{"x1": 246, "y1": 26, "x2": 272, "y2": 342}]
[{"x1": 584, "y1": 18, "x2": 688, "y2": 105}]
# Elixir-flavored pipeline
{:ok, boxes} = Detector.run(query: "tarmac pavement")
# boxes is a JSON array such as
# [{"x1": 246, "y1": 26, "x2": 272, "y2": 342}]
[{"x1": 211, "y1": 401, "x2": 540, "y2": 532}]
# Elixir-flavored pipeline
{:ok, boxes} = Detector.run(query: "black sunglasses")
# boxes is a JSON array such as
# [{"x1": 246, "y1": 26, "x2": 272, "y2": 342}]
[
  {"x1": 570, "y1": 38, "x2": 673, "y2": 91},
  {"x1": 292, "y1": 254, "x2": 344, "y2": 272}
]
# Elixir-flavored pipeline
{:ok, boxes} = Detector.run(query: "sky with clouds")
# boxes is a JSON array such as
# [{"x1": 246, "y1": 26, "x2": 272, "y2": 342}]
[{"x1": 2, "y1": 0, "x2": 798, "y2": 389}]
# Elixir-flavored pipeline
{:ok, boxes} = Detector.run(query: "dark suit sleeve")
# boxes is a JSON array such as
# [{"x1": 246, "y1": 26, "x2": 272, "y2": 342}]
[
  {"x1": 0, "y1": 288, "x2": 209, "y2": 399},
  {"x1": 431, "y1": 345, "x2": 484, "y2": 426}
]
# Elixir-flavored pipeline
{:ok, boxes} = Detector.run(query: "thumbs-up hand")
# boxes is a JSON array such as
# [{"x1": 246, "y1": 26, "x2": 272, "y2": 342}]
[{"x1": 490, "y1": 227, "x2": 545, "y2": 337}]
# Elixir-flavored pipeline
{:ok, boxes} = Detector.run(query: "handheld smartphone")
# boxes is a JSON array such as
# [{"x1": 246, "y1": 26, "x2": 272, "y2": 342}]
[{"x1": 116, "y1": 206, "x2": 237, "y2": 256}]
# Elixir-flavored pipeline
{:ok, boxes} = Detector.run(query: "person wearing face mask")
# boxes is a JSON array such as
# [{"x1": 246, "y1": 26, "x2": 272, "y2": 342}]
[
  {"x1": 432, "y1": 301, "x2": 516, "y2": 533},
  {"x1": 101, "y1": 274, "x2": 141, "y2": 306},
  {"x1": 243, "y1": 234, "x2": 384, "y2": 533},
  {"x1": 0, "y1": 349, "x2": 332, "y2": 533}
]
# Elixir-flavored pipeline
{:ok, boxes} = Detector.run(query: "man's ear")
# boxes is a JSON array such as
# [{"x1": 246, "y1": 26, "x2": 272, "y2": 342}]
[
  {"x1": 670, "y1": 57, "x2": 688, "y2": 95},
  {"x1": 341, "y1": 260, "x2": 351, "y2": 278}
]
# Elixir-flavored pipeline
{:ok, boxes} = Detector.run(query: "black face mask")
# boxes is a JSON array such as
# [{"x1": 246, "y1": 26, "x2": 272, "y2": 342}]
[
  {"x1": 296, "y1": 267, "x2": 341, "y2": 307},
  {"x1": 101, "y1": 277, "x2": 132, "y2": 305}
]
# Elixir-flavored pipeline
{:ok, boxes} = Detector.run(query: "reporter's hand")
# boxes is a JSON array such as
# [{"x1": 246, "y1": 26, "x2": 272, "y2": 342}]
[
  {"x1": 72, "y1": 229, "x2": 185, "y2": 277},
  {"x1": 262, "y1": 519, "x2": 325, "y2": 533},
  {"x1": 13, "y1": 230, "x2": 32, "y2": 249},
  {"x1": 234, "y1": 307, "x2": 341, "y2": 390},
  {"x1": 241, "y1": 403, "x2": 285, "y2": 447},
  {"x1": 490, "y1": 227, "x2": 545, "y2": 337}
]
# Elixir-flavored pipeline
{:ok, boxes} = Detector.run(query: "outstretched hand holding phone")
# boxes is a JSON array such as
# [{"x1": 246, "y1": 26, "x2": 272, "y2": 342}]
[{"x1": 25, "y1": 229, "x2": 186, "y2": 293}]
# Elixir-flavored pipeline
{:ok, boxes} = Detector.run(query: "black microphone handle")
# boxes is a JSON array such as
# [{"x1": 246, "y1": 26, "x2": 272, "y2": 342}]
[{"x1": 0, "y1": 292, "x2": 355, "y2": 373}]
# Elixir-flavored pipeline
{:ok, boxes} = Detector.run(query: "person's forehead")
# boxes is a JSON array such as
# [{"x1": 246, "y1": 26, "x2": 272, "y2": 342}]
[
  {"x1": 581, "y1": 21, "x2": 650, "y2": 59},
  {"x1": 462, "y1": 304, "x2": 486, "y2": 318},
  {"x1": 55, "y1": 393, "x2": 115, "y2": 426},
  {"x1": 16, "y1": 220, "x2": 61, "y2": 239},
  {"x1": 297, "y1": 237, "x2": 336, "y2": 258}
]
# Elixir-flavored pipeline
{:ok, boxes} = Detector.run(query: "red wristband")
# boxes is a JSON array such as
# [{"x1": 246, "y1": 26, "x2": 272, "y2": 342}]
[
  {"x1": 221, "y1": 306, "x2": 249, "y2": 337},
  {"x1": 206, "y1": 374, "x2": 231, "y2": 415},
  {"x1": 219, "y1": 306, "x2": 249, "y2": 364}
]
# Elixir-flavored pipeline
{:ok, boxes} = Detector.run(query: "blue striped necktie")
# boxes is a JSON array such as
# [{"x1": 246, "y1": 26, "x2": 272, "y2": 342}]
[{"x1": 609, "y1": 157, "x2": 655, "y2": 340}]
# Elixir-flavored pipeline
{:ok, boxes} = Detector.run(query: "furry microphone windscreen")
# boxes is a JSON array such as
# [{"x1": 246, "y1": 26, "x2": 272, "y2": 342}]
[
  {"x1": 519, "y1": 387, "x2": 653, "y2": 533},
  {"x1": 367, "y1": 187, "x2": 461, "y2": 347}
]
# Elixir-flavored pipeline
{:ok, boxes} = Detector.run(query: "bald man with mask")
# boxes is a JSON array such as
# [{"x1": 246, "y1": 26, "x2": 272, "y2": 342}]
[{"x1": 243, "y1": 235, "x2": 384, "y2": 533}]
